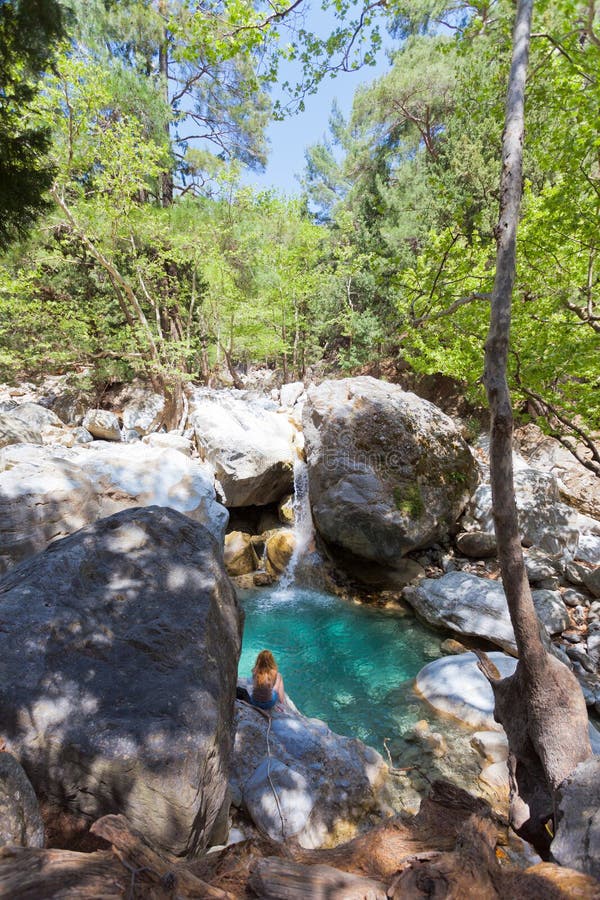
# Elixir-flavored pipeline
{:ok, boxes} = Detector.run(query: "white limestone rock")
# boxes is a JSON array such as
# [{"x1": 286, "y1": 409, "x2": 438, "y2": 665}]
[
  {"x1": 189, "y1": 388, "x2": 296, "y2": 507},
  {"x1": 82, "y1": 409, "x2": 121, "y2": 441},
  {"x1": 404, "y1": 572, "x2": 518, "y2": 654}
]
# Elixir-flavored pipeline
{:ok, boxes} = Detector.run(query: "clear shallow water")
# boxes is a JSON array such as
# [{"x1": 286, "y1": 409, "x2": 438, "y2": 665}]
[{"x1": 239, "y1": 585, "x2": 444, "y2": 754}]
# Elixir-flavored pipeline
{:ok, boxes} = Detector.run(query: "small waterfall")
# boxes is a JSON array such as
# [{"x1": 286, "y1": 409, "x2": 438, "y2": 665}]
[{"x1": 278, "y1": 458, "x2": 313, "y2": 591}]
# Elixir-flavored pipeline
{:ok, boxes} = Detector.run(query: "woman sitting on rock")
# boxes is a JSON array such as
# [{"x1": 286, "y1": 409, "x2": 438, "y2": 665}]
[{"x1": 251, "y1": 649, "x2": 285, "y2": 711}]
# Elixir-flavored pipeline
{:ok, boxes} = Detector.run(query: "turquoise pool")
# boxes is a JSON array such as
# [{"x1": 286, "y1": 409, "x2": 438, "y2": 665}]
[{"x1": 238, "y1": 585, "x2": 444, "y2": 754}]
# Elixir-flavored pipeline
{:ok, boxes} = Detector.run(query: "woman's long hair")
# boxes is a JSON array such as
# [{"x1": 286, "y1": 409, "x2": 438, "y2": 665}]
[{"x1": 253, "y1": 649, "x2": 278, "y2": 688}]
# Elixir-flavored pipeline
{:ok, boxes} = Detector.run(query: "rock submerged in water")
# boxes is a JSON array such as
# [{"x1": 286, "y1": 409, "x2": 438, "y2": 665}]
[
  {"x1": 303, "y1": 377, "x2": 478, "y2": 567},
  {"x1": 0, "y1": 506, "x2": 242, "y2": 857}
]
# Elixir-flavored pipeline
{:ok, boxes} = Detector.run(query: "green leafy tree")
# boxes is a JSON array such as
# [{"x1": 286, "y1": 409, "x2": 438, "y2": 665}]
[{"x1": 0, "y1": 0, "x2": 64, "y2": 248}]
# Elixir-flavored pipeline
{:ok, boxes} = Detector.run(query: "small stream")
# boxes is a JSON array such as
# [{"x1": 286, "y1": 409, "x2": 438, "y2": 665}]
[{"x1": 238, "y1": 584, "x2": 444, "y2": 755}]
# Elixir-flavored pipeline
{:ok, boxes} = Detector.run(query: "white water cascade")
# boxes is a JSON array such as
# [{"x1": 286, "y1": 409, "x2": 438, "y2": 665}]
[{"x1": 277, "y1": 458, "x2": 314, "y2": 592}]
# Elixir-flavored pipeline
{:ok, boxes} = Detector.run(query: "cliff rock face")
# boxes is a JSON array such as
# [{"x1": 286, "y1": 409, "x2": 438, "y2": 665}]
[
  {"x1": 303, "y1": 377, "x2": 478, "y2": 566},
  {"x1": 0, "y1": 506, "x2": 242, "y2": 857}
]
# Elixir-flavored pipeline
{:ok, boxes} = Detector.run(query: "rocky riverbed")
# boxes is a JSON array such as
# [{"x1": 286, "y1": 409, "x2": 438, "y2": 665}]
[{"x1": 0, "y1": 372, "x2": 599, "y2": 892}]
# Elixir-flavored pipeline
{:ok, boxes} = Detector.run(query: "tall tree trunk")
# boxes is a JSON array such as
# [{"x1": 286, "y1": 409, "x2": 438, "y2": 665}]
[
  {"x1": 158, "y1": 0, "x2": 173, "y2": 206},
  {"x1": 479, "y1": 0, "x2": 591, "y2": 858}
]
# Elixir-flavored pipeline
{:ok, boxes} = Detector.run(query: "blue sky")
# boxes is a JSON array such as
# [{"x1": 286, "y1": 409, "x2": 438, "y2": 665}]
[
  {"x1": 242, "y1": 7, "x2": 394, "y2": 195},
  {"x1": 242, "y1": 64, "x2": 384, "y2": 195}
]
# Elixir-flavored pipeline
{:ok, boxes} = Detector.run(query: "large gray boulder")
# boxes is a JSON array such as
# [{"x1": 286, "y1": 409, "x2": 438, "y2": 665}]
[
  {"x1": 0, "y1": 752, "x2": 44, "y2": 848},
  {"x1": 302, "y1": 378, "x2": 477, "y2": 566},
  {"x1": 0, "y1": 507, "x2": 241, "y2": 856},
  {"x1": 232, "y1": 684, "x2": 388, "y2": 848},
  {"x1": 9, "y1": 402, "x2": 64, "y2": 431},
  {"x1": 461, "y1": 464, "x2": 600, "y2": 563},
  {"x1": 404, "y1": 572, "x2": 518, "y2": 655},
  {"x1": 404, "y1": 572, "x2": 570, "y2": 654},
  {"x1": 189, "y1": 388, "x2": 296, "y2": 507},
  {"x1": 0, "y1": 442, "x2": 227, "y2": 573}
]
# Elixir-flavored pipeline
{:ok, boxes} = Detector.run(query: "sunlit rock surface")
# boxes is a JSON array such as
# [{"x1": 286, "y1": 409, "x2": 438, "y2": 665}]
[
  {"x1": 0, "y1": 506, "x2": 242, "y2": 856},
  {"x1": 0, "y1": 441, "x2": 227, "y2": 573},
  {"x1": 303, "y1": 377, "x2": 477, "y2": 566},
  {"x1": 189, "y1": 388, "x2": 296, "y2": 507},
  {"x1": 231, "y1": 683, "x2": 389, "y2": 848}
]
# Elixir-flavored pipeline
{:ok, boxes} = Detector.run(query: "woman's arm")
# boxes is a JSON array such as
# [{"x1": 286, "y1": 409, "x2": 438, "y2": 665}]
[{"x1": 274, "y1": 671, "x2": 285, "y2": 702}]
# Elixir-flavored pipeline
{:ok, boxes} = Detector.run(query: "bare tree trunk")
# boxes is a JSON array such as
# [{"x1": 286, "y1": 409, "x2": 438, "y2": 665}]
[{"x1": 480, "y1": 0, "x2": 591, "y2": 858}]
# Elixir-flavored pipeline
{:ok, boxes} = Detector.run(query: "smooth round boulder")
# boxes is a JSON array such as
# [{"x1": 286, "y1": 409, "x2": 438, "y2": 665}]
[
  {"x1": 0, "y1": 506, "x2": 242, "y2": 857},
  {"x1": 224, "y1": 531, "x2": 256, "y2": 576},
  {"x1": 82, "y1": 409, "x2": 121, "y2": 441},
  {"x1": 302, "y1": 378, "x2": 477, "y2": 567}
]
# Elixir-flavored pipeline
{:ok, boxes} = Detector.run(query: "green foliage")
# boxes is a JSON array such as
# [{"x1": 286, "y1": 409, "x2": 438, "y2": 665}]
[{"x1": 0, "y1": 0, "x2": 64, "y2": 248}]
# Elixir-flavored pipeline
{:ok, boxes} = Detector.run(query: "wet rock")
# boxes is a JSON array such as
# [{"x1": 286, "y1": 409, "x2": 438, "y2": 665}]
[
  {"x1": 224, "y1": 531, "x2": 255, "y2": 577},
  {"x1": 440, "y1": 638, "x2": 467, "y2": 655},
  {"x1": 303, "y1": 377, "x2": 477, "y2": 567},
  {"x1": 278, "y1": 493, "x2": 295, "y2": 525},
  {"x1": 0, "y1": 752, "x2": 44, "y2": 849},
  {"x1": 82, "y1": 409, "x2": 121, "y2": 441},
  {"x1": 0, "y1": 507, "x2": 241, "y2": 856},
  {"x1": 266, "y1": 529, "x2": 295, "y2": 574}
]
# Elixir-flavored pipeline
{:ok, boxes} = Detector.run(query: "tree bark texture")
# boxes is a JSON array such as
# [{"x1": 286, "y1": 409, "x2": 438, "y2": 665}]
[{"x1": 482, "y1": 0, "x2": 591, "y2": 858}]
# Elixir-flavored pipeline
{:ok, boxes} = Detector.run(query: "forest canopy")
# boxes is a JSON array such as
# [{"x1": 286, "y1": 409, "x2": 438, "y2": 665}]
[{"x1": 0, "y1": 0, "x2": 598, "y2": 448}]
